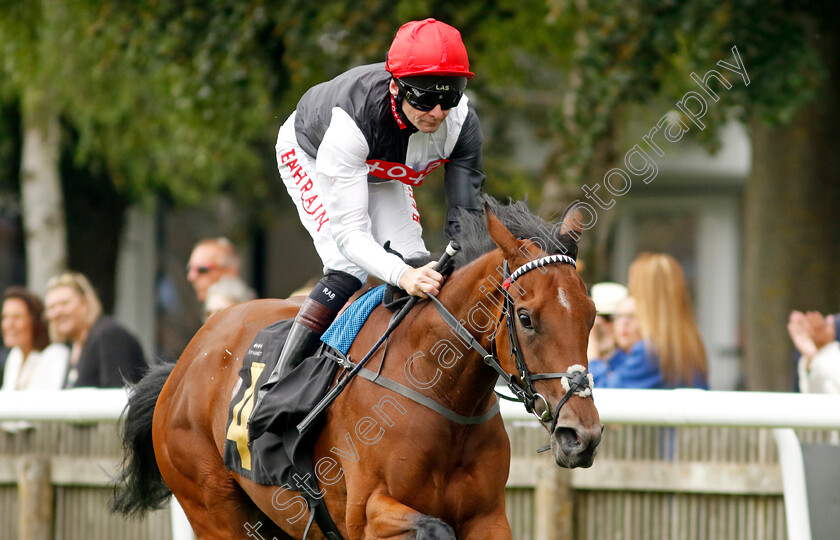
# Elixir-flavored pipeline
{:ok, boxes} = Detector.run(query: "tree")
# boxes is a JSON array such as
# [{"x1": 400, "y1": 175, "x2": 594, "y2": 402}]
[
  {"x1": 0, "y1": 0, "x2": 288, "y2": 291},
  {"x1": 1, "y1": 0, "x2": 68, "y2": 292},
  {"x1": 3, "y1": 1, "x2": 836, "y2": 388}
]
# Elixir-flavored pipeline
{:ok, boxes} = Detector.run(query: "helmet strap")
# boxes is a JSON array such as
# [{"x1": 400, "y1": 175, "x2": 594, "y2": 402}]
[{"x1": 388, "y1": 83, "x2": 413, "y2": 131}]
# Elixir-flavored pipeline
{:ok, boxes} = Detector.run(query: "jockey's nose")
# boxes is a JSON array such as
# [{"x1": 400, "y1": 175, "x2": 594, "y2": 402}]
[{"x1": 428, "y1": 105, "x2": 445, "y2": 118}]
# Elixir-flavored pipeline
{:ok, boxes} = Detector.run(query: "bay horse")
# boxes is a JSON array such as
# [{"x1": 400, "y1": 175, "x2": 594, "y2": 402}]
[{"x1": 112, "y1": 199, "x2": 602, "y2": 539}]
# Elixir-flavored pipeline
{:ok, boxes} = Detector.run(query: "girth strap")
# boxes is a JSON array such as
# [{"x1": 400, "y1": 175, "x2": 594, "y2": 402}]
[{"x1": 298, "y1": 475, "x2": 343, "y2": 540}]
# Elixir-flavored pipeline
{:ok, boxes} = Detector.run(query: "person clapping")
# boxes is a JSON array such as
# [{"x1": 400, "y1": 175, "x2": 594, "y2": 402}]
[{"x1": 788, "y1": 310, "x2": 840, "y2": 394}]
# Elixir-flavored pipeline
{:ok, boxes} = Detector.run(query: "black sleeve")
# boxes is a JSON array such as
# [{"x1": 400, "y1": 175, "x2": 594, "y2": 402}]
[
  {"x1": 443, "y1": 103, "x2": 486, "y2": 240},
  {"x1": 95, "y1": 324, "x2": 148, "y2": 387}
]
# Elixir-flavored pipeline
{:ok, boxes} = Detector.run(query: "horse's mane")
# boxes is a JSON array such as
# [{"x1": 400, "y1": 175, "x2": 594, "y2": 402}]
[{"x1": 452, "y1": 195, "x2": 578, "y2": 269}]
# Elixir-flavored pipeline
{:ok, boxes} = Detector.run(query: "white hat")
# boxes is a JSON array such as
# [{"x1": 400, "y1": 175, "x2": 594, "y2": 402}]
[{"x1": 590, "y1": 282, "x2": 629, "y2": 315}]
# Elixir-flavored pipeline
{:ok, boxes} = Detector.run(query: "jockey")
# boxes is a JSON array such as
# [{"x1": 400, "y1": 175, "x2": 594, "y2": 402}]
[{"x1": 266, "y1": 18, "x2": 485, "y2": 385}]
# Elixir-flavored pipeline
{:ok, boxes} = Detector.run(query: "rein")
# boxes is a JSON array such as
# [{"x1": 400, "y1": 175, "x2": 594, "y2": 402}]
[{"x1": 428, "y1": 253, "x2": 593, "y2": 432}]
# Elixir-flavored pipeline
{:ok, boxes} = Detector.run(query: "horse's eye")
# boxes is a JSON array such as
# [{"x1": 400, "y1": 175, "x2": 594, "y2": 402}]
[{"x1": 517, "y1": 310, "x2": 533, "y2": 329}]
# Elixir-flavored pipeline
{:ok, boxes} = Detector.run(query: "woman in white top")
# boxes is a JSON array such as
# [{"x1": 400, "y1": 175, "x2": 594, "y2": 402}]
[{"x1": 1, "y1": 286, "x2": 69, "y2": 391}]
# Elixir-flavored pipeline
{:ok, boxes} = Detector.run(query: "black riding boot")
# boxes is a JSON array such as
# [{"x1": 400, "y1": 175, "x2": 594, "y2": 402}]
[
  {"x1": 264, "y1": 297, "x2": 336, "y2": 389},
  {"x1": 248, "y1": 271, "x2": 361, "y2": 440}
]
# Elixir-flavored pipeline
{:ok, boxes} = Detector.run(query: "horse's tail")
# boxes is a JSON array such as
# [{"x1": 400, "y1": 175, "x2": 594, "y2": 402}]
[{"x1": 110, "y1": 361, "x2": 175, "y2": 517}]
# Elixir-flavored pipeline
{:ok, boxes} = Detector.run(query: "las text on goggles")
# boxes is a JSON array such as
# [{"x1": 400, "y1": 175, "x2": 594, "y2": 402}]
[{"x1": 396, "y1": 78, "x2": 463, "y2": 111}]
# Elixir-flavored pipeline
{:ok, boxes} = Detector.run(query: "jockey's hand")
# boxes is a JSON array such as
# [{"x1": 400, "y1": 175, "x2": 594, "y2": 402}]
[{"x1": 399, "y1": 261, "x2": 443, "y2": 298}]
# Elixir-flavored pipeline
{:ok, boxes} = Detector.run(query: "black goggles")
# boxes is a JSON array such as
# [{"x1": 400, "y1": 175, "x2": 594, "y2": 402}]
[{"x1": 396, "y1": 79, "x2": 463, "y2": 112}]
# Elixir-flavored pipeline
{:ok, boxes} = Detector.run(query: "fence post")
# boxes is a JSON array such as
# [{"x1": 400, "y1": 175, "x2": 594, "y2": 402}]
[
  {"x1": 18, "y1": 455, "x2": 54, "y2": 540},
  {"x1": 534, "y1": 464, "x2": 573, "y2": 540}
]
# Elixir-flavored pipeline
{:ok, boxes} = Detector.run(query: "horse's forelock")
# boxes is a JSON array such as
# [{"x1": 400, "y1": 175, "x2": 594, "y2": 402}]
[{"x1": 452, "y1": 196, "x2": 577, "y2": 269}]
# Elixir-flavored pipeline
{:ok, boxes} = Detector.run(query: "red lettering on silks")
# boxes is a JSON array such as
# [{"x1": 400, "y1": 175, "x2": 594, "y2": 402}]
[
  {"x1": 388, "y1": 165, "x2": 407, "y2": 178},
  {"x1": 280, "y1": 149, "x2": 295, "y2": 163},
  {"x1": 408, "y1": 186, "x2": 421, "y2": 223},
  {"x1": 302, "y1": 195, "x2": 319, "y2": 213},
  {"x1": 390, "y1": 95, "x2": 407, "y2": 130},
  {"x1": 426, "y1": 160, "x2": 444, "y2": 173},
  {"x1": 365, "y1": 158, "x2": 450, "y2": 186},
  {"x1": 292, "y1": 166, "x2": 307, "y2": 183},
  {"x1": 280, "y1": 147, "x2": 328, "y2": 231},
  {"x1": 313, "y1": 209, "x2": 329, "y2": 232},
  {"x1": 299, "y1": 179, "x2": 314, "y2": 193}
]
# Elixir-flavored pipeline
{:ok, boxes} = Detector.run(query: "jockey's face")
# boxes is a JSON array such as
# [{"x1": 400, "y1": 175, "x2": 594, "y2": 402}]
[
  {"x1": 1, "y1": 298, "x2": 34, "y2": 355},
  {"x1": 390, "y1": 80, "x2": 450, "y2": 133},
  {"x1": 45, "y1": 285, "x2": 89, "y2": 343}
]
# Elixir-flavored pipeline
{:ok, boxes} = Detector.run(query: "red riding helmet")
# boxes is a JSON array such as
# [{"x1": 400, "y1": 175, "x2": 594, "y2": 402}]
[{"x1": 386, "y1": 18, "x2": 474, "y2": 80}]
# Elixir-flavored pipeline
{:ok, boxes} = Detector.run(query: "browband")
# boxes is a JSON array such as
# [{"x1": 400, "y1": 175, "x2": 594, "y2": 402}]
[{"x1": 502, "y1": 254, "x2": 577, "y2": 290}]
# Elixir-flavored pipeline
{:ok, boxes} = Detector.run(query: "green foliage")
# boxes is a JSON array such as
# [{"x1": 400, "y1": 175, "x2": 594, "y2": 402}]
[
  {"x1": 59, "y1": 1, "x2": 282, "y2": 204},
  {"x1": 0, "y1": 0, "x2": 831, "y2": 209},
  {"x1": 469, "y1": 0, "x2": 826, "y2": 185}
]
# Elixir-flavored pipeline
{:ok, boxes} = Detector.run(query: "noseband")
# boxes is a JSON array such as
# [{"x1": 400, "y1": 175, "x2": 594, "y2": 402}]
[{"x1": 427, "y1": 253, "x2": 593, "y2": 430}]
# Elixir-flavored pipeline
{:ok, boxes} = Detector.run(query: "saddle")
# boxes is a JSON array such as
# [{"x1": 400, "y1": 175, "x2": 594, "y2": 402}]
[
  {"x1": 223, "y1": 285, "x2": 387, "y2": 486},
  {"x1": 223, "y1": 318, "x2": 339, "y2": 486},
  {"x1": 223, "y1": 319, "x2": 344, "y2": 539},
  {"x1": 223, "y1": 285, "x2": 389, "y2": 539}
]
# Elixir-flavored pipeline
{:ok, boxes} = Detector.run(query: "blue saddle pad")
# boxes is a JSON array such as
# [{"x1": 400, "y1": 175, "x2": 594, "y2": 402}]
[{"x1": 321, "y1": 285, "x2": 386, "y2": 354}]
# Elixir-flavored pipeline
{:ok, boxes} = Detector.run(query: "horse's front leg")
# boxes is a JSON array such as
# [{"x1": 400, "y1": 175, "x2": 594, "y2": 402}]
[
  {"x1": 362, "y1": 491, "x2": 456, "y2": 539},
  {"x1": 458, "y1": 510, "x2": 512, "y2": 540}
]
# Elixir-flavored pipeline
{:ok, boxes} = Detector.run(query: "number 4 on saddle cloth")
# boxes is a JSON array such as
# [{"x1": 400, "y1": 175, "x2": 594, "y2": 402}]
[{"x1": 223, "y1": 285, "x2": 386, "y2": 487}]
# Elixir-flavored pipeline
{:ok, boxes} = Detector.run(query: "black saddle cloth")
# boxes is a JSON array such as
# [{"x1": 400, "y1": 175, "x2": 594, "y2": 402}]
[{"x1": 223, "y1": 319, "x2": 339, "y2": 486}]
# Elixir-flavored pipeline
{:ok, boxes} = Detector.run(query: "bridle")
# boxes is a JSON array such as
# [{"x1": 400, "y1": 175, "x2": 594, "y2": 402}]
[{"x1": 427, "y1": 253, "x2": 594, "y2": 432}]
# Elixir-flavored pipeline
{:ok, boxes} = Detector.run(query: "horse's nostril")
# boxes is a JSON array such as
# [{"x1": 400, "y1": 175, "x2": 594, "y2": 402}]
[{"x1": 555, "y1": 427, "x2": 584, "y2": 453}]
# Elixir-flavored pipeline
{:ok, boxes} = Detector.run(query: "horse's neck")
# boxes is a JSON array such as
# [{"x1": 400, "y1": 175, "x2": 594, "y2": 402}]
[{"x1": 407, "y1": 252, "x2": 507, "y2": 415}]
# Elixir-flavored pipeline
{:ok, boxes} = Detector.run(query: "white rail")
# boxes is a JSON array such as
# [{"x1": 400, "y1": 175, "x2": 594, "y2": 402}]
[
  {"x1": 2, "y1": 386, "x2": 838, "y2": 540},
  {"x1": 3, "y1": 387, "x2": 840, "y2": 429},
  {"x1": 0, "y1": 389, "x2": 128, "y2": 422},
  {"x1": 501, "y1": 387, "x2": 840, "y2": 429}
]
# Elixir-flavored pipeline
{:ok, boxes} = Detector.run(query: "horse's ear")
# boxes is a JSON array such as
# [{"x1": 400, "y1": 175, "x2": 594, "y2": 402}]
[
  {"x1": 486, "y1": 205, "x2": 521, "y2": 259},
  {"x1": 556, "y1": 202, "x2": 585, "y2": 245}
]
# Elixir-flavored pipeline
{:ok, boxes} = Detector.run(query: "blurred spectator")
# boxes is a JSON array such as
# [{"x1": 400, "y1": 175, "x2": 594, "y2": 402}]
[
  {"x1": 587, "y1": 282, "x2": 628, "y2": 361},
  {"x1": 1, "y1": 287, "x2": 69, "y2": 432},
  {"x1": 590, "y1": 253, "x2": 708, "y2": 389},
  {"x1": 1, "y1": 287, "x2": 69, "y2": 390},
  {"x1": 203, "y1": 276, "x2": 257, "y2": 322},
  {"x1": 45, "y1": 272, "x2": 146, "y2": 388},
  {"x1": 187, "y1": 237, "x2": 240, "y2": 302},
  {"x1": 788, "y1": 310, "x2": 840, "y2": 393}
]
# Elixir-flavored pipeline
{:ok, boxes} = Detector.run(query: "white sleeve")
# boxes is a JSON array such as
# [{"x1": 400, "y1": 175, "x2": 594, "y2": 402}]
[
  {"x1": 316, "y1": 107, "x2": 411, "y2": 286},
  {"x1": 807, "y1": 341, "x2": 840, "y2": 394}
]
